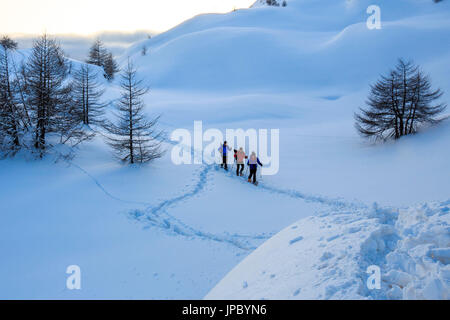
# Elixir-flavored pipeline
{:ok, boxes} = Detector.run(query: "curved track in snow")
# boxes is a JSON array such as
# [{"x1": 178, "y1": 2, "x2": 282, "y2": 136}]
[
  {"x1": 125, "y1": 163, "x2": 366, "y2": 250},
  {"x1": 69, "y1": 158, "x2": 366, "y2": 251}
]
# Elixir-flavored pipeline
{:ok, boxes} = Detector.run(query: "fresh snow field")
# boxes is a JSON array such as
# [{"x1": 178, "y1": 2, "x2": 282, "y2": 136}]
[{"x1": 0, "y1": 0, "x2": 449, "y2": 299}]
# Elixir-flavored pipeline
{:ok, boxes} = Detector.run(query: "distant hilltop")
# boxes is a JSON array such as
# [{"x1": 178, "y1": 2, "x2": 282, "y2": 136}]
[{"x1": 251, "y1": 0, "x2": 287, "y2": 8}]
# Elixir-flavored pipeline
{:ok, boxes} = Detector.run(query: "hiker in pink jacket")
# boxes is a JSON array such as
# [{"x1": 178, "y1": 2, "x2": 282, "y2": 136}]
[{"x1": 236, "y1": 147, "x2": 247, "y2": 176}]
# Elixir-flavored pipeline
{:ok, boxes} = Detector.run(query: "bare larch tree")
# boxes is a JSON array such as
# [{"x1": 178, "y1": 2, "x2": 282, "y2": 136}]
[
  {"x1": 72, "y1": 64, "x2": 106, "y2": 126},
  {"x1": 0, "y1": 36, "x2": 20, "y2": 153},
  {"x1": 86, "y1": 39, "x2": 108, "y2": 67},
  {"x1": 25, "y1": 34, "x2": 92, "y2": 156},
  {"x1": 104, "y1": 60, "x2": 163, "y2": 164},
  {"x1": 355, "y1": 59, "x2": 446, "y2": 141},
  {"x1": 103, "y1": 52, "x2": 119, "y2": 81}
]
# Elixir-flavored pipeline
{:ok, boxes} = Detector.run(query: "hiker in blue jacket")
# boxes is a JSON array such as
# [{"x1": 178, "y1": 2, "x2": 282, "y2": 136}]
[
  {"x1": 218, "y1": 141, "x2": 232, "y2": 170},
  {"x1": 247, "y1": 152, "x2": 263, "y2": 184}
]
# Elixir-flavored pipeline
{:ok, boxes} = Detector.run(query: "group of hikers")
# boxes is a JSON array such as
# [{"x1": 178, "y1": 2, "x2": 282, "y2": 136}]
[{"x1": 218, "y1": 141, "x2": 263, "y2": 185}]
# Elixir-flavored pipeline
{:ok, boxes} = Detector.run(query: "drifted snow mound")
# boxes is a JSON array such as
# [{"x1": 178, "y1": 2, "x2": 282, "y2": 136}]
[{"x1": 205, "y1": 201, "x2": 450, "y2": 300}]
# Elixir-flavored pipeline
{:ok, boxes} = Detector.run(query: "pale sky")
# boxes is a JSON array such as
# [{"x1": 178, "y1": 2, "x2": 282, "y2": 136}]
[{"x1": 1, "y1": 0, "x2": 255, "y2": 36}]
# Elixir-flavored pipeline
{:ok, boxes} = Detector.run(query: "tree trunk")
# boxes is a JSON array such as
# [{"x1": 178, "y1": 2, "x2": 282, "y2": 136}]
[{"x1": 129, "y1": 79, "x2": 134, "y2": 164}]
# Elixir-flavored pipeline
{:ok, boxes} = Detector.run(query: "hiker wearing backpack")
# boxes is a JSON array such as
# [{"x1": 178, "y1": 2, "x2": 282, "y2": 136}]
[
  {"x1": 218, "y1": 141, "x2": 232, "y2": 170},
  {"x1": 247, "y1": 152, "x2": 263, "y2": 184},
  {"x1": 232, "y1": 149, "x2": 238, "y2": 171},
  {"x1": 236, "y1": 148, "x2": 247, "y2": 177}
]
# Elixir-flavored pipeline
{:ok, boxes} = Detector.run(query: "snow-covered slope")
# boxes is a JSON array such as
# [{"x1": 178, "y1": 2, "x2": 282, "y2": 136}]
[
  {"x1": 206, "y1": 201, "x2": 450, "y2": 300},
  {"x1": 121, "y1": 0, "x2": 450, "y2": 93},
  {"x1": 120, "y1": 0, "x2": 450, "y2": 205}
]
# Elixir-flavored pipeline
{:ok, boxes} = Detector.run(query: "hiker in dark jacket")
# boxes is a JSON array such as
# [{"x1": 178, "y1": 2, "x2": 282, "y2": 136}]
[
  {"x1": 247, "y1": 152, "x2": 263, "y2": 184},
  {"x1": 218, "y1": 141, "x2": 232, "y2": 170}
]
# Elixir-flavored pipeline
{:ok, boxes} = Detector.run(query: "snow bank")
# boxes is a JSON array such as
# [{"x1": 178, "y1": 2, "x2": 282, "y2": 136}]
[
  {"x1": 206, "y1": 201, "x2": 450, "y2": 299},
  {"x1": 384, "y1": 201, "x2": 450, "y2": 299}
]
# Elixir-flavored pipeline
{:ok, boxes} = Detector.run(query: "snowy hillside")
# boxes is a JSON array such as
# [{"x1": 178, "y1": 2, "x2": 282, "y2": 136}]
[
  {"x1": 123, "y1": 0, "x2": 450, "y2": 93},
  {"x1": 0, "y1": 0, "x2": 449, "y2": 300},
  {"x1": 121, "y1": 0, "x2": 450, "y2": 205}
]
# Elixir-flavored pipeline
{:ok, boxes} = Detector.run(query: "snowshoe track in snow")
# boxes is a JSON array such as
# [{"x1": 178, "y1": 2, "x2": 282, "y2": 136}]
[
  {"x1": 128, "y1": 165, "x2": 273, "y2": 250},
  {"x1": 70, "y1": 159, "x2": 367, "y2": 251},
  {"x1": 128, "y1": 164, "x2": 366, "y2": 250},
  {"x1": 215, "y1": 165, "x2": 365, "y2": 210}
]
